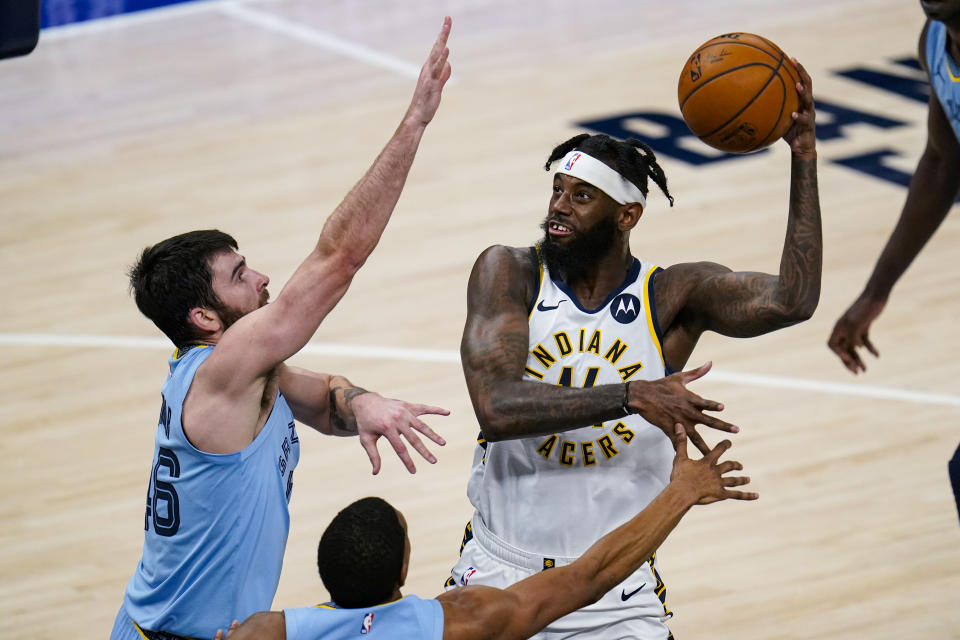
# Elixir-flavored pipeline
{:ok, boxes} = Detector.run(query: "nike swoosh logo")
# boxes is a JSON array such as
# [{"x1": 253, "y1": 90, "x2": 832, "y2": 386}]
[
  {"x1": 620, "y1": 583, "x2": 646, "y2": 601},
  {"x1": 537, "y1": 300, "x2": 566, "y2": 312}
]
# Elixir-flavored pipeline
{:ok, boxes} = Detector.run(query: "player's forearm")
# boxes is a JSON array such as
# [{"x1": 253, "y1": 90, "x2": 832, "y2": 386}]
[
  {"x1": 573, "y1": 482, "x2": 695, "y2": 595},
  {"x1": 474, "y1": 379, "x2": 629, "y2": 441},
  {"x1": 526, "y1": 481, "x2": 695, "y2": 629},
  {"x1": 861, "y1": 151, "x2": 957, "y2": 302},
  {"x1": 280, "y1": 368, "x2": 364, "y2": 436},
  {"x1": 315, "y1": 119, "x2": 428, "y2": 270},
  {"x1": 776, "y1": 153, "x2": 822, "y2": 321},
  {"x1": 326, "y1": 375, "x2": 372, "y2": 436}
]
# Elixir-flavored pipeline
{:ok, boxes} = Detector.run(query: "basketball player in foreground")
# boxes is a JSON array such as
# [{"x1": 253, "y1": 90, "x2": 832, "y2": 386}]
[
  {"x1": 828, "y1": 0, "x2": 960, "y2": 521},
  {"x1": 216, "y1": 427, "x2": 756, "y2": 640},
  {"x1": 109, "y1": 18, "x2": 453, "y2": 640},
  {"x1": 450, "y1": 62, "x2": 820, "y2": 638}
]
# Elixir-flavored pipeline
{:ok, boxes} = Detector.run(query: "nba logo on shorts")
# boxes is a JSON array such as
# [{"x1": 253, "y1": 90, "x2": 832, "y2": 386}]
[
  {"x1": 460, "y1": 566, "x2": 478, "y2": 586},
  {"x1": 360, "y1": 612, "x2": 374, "y2": 634},
  {"x1": 564, "y1": 152, "x2": 581, "y2": 170}
]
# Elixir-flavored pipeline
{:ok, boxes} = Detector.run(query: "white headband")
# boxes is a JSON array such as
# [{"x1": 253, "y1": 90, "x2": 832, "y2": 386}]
[{"x1": 554, "y1": 150, "x2": 646, "y2": 207}]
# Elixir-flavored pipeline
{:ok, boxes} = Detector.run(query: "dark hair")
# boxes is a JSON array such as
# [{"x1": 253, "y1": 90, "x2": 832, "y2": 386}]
[
  {"x1": 544, "y1": 133, "x2": 674, "y2": 207},
  {"x1": 128, "y1": 230, "x2": 238, "y2": 347},
  {"x1": 317, "y1": 497, "x2": 406, "y2": 609}
]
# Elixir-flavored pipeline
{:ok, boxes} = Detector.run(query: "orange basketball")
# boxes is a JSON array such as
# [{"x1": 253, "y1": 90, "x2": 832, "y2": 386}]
[{"x1": 678, "y1": 33, "x2": 799, "y2": 154}]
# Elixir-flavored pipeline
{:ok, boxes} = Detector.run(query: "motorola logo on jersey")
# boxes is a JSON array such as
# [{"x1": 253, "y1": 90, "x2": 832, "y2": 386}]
[{"x1": 610, "y1": 293, "x2": 641, "y2": 324}]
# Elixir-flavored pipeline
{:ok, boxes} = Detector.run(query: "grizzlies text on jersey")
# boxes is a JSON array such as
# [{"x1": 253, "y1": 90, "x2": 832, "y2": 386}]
[{"x1": 121, "y1": 346, "x2": 301, "y2": 639}]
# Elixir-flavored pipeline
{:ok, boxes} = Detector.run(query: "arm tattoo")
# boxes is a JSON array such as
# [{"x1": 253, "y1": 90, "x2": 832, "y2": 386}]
[
  {"x1": 465, "y1": 306, "x2": 632, "y2": 438},
  {"x1": 779, "y1": 155, "x2": 822, "y2": 318},
  {"x1": 463, "y1": 247, "x2": 632, "y2": 440},
  {"x1": 328, "y1": 385, "x2": 371, "y2": 433},
  {"x1": 688, "y1": 155, "x2": 822, "y2": 337}
]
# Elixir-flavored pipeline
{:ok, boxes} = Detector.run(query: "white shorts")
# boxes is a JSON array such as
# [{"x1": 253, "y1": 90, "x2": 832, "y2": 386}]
[{"x1": 445, "y1": 516, "x2": 674, "y2": 640}]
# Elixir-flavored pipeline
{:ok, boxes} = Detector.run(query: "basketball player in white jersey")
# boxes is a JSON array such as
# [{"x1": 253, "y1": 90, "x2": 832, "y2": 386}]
[
  {"x1": 828, "y1": 0, "x2": 960, "y2": 522},
  {"x1": 449, "y1": 62, "x2": 819, "y2": 638}
]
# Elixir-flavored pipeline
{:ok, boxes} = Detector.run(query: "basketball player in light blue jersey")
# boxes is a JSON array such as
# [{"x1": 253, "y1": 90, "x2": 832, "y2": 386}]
[
  {"x1": 216, "y1": 426, "x2": 756, "y2": 640},
  {"x1": 110, "y1": 18, "x2": 454, "y2": 640},
  {"x1": 451, "y1": 64, "x2": 819, "y2": 638},
  {"x1": 829, "y1": 0, "x2": 960, "y2": 523}
]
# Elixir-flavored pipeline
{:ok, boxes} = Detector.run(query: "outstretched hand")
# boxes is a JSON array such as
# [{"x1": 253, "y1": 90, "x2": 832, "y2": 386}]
[
  {"x1": 405, "y1": 16, "x2": 453, "y2": 126},
  {"x1": 351, "y1": 393, "x2": 449, "y2": 474},
  {"x1": 670, "y1": 424, "x2": 757, "y2": 504},
  {"x1": 629, "y1": 361, "x2": 737, "y2": 455},
  {"x1": 783, "y1": 58, "x2": 816, "y2": 159},
  {"x1": 827, "y1": 294, "x2": 885, "y2": 373}
]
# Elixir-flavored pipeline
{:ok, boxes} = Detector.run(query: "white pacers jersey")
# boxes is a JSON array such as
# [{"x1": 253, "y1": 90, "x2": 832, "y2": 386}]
[{"x1": 466, "y1": 248, "x2": 674, "y2": 558}]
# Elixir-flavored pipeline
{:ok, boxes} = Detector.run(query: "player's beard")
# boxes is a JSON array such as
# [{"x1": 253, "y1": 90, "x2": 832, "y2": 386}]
[
  {"x1": 538, "y1": 216, "x2": 618, "y2": 283},
  {"x1": 215, "y1": 289, "x2": 270, "y2": 331}
]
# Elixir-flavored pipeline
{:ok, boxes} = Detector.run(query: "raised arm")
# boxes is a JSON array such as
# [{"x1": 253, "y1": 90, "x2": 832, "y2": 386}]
[
  {"x1": 215, "y1": 18, "x2": 453, "y2": 379},
  {"x1": 828, "y1": 24, "x2": 960, "y2": 373},
  {"x1": 279, "y1": 365, "x2": 447, "y2": 474},
  {"x1": 183, "y1": 19, "x2": 452, "y2": 452},
  {"x1": 437, "y1": 426, "x2": 757, "y2": 640},
  {"x1": 461, "y1": 246, "x2": 735, "y2": 445},
  {"x1": 656, "y1": 60, "x2": 821, "y2": 349}
]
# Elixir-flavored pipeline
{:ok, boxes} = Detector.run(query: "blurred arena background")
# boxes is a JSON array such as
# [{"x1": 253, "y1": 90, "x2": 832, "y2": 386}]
[{"x1": 1, "y1": 1, "x2": 958, "y2": 638}]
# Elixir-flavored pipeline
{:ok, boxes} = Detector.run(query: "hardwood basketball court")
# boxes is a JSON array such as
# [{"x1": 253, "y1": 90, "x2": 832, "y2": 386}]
[{"x1": 1, "y1": 1, "x2": 957, "y2": 638}]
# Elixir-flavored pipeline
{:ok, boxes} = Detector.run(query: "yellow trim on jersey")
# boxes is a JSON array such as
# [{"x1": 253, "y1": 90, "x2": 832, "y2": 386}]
[
  {"x1": 642, "y1": 265, "x2": 665, "y2": 367},
  {"x1": 316, "y1": 604, "x2": 337, "y2": 609},
  {"x1": 173, "y1": 344, "x2": 212, "y2": 360},
  {"x1": 947, "y1": 57, "x2": 960, "y2": 82}
]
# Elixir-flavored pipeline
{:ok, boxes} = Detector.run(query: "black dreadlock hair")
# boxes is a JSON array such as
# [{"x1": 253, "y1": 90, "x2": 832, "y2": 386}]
[{"x1": 544, "y1": 133, "x2": 674, "y2": 207}]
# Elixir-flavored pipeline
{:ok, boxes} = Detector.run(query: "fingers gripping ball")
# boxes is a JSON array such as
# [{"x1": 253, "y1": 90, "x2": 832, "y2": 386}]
[{"x1": 678, "y1": 33, "x2": 799, "y2": 153}]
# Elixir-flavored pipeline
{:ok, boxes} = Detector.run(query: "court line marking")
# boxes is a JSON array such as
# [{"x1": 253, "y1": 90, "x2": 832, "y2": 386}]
[
  {"x1": 3, "y1": 332, "x2": 960, "y2": 407},
  {"x1": 217, "y1": 3, "x2": 423, "y2": 79},
  {"x1": 41, "y1": 0, "x2": 423, "y2": 79}
]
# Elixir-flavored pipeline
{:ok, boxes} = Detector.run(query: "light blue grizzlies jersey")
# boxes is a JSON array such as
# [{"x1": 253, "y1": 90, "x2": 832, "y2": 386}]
[
  {"x1": 926, "y1": 20, "x2": 960, "y2": 142},
  {"x1": 123, "y1": 345, "x2": 300, "y2": 638},
  {"x1": 284, "y1": 597, "x2": 444, "y2": 640}
]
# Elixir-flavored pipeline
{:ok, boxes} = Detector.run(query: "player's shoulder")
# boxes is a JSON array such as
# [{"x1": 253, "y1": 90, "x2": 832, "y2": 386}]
[
  {"x1": 471, "y1": 245, "x2": 539, "y2": 288},
  {"x1": 475, "y1": 244, "x2": 537, "y2": 270}
]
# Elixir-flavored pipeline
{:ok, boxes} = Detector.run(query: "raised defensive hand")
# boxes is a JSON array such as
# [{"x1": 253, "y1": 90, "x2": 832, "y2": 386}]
[
  {"x1": 351, "y1": 394, "x2": 449, "y2": 474},
  {"x1": 670, "y1": 424, "x2": 757, "y2": 504},
  {"x1": 782, "y1": 58, "x2": 816, "y2": 158},
  {"x1": 628, "y1": 361, "x2": 738, "y2": 455},
  {"x1": 404, "y1": 16, "x2": 453, "y2": 126},
  {"x1": 827, "y1": 294, "x2": 885, "y2": 374}
]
